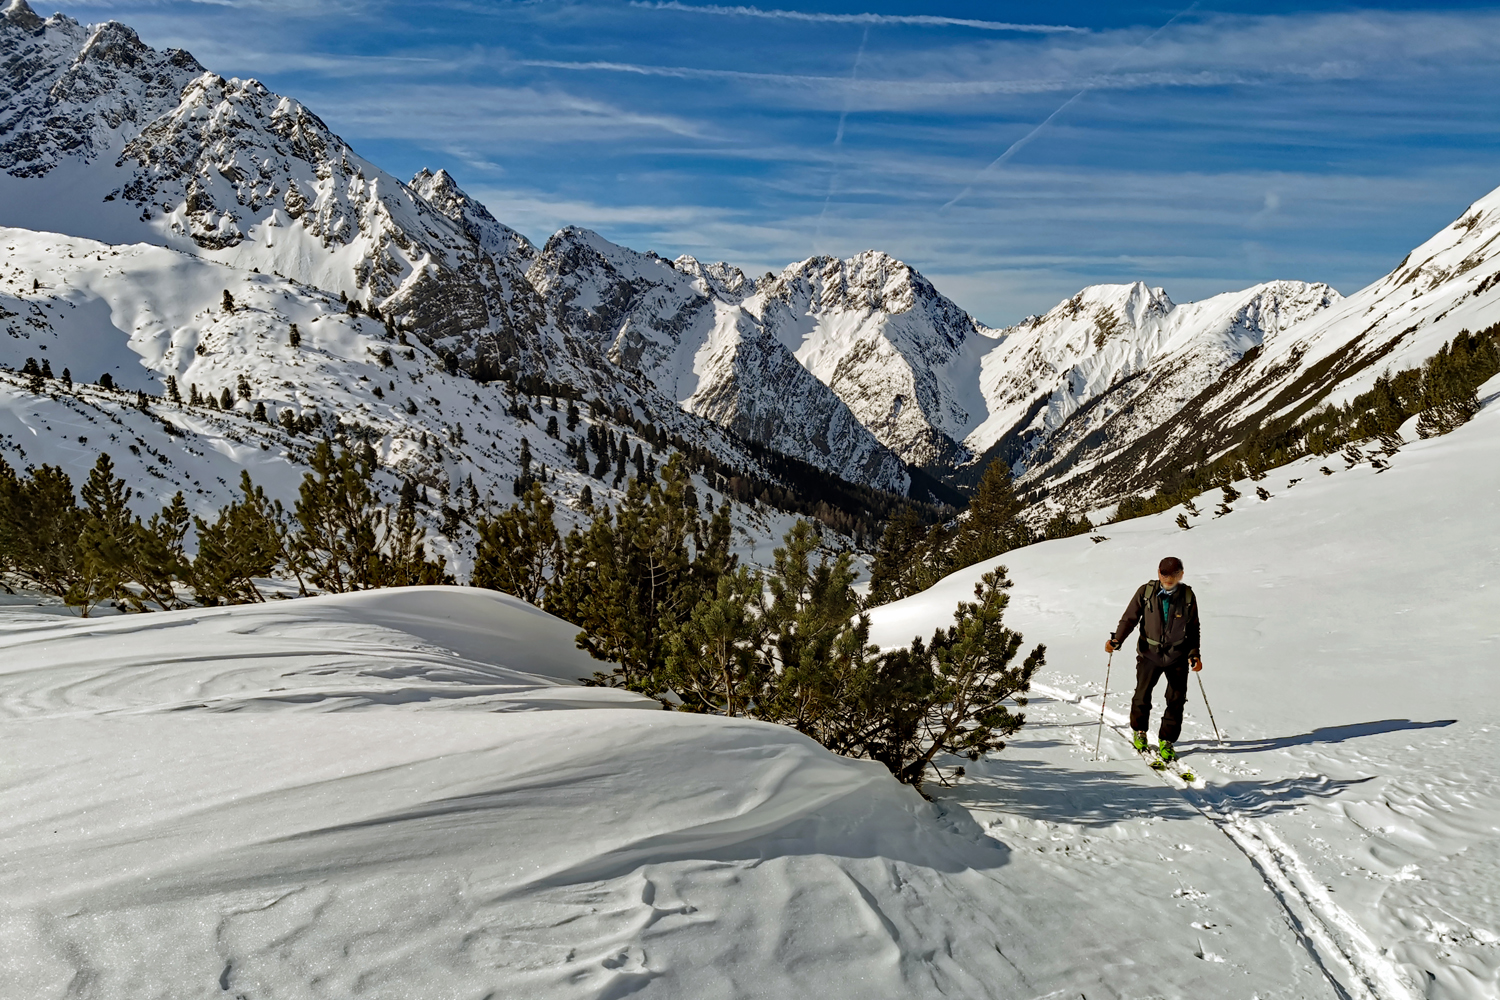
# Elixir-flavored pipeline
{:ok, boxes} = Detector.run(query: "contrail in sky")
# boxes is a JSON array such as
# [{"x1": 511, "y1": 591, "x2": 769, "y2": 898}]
[
  {"x1": 814, "y1": 25, "x2": 869, "y2": 251},
  {"x1": 942, "y1": 3, "x2": 1200, "y2": 211},
  {"x1": 631, "y1": 2, "x2": 1086, "y2": 34}
]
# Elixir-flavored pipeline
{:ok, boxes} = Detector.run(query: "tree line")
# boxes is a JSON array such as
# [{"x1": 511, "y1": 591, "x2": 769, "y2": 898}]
[
  {"x1": 0, "y1": 441, "x2": 448, "y2": 615},
  {"x1": 863, "y1": 458, "x2": 1091, "y2": 606},
  {"x1": 0, "y1": 441, "x2": 1042, "y2": 791},
  {"x1": 468, "y1": 454, "x2": 1045, "y2": 792},
  {"x1": 1113, "y1": 324, "x2": 1500, "y2": 522}
]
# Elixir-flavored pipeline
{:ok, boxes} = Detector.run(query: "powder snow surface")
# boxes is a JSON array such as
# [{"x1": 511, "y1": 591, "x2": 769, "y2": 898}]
[
  {"x1": 3, "y1": 391, "x2": 1498, "y2": 999},
  {"x1": 871, "y1": 375, "x2": 1500, "y2": 1000}
]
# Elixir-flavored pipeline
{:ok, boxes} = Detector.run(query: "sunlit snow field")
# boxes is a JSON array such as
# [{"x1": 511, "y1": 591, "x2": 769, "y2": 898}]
[{"x1": 2, "y1": 383, "x2": 1497, "y2": 999}]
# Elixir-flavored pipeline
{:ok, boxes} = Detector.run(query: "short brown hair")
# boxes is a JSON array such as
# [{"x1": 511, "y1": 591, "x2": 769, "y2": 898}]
[{"x1": 1159, "y1": 556, "x2": 1184, "y2": 576}]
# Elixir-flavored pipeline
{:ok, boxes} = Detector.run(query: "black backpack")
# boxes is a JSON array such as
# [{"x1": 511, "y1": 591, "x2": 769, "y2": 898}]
[{"x1": 1139, "y1": 580, "x2": 1193, "y2": 653}]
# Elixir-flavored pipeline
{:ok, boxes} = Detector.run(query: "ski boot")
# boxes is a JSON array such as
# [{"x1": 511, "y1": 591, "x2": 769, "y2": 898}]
[
  {"x1": 1132, "y1": 731, "x2": 1150, "y2": 754},
  {"x1": 1157, "y1": 739, "x2": 1179, "y2": 764}
]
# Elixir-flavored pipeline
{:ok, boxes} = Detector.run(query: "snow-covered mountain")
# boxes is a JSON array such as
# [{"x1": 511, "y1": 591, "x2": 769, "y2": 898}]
[
  {"x1": 0, "y1": 226, "x2": 874, "y2": 578},
  {"x1": 1037, "y1": 186, "x2": 1500, "y2": 509},
  {"x1": 746, "y1": 252, "x2": 996, "y2": 468},
  {"x1": 8, "y1": 0, "x2": 1500, "y2": 524},
  {"x1": 528, "y1": 228, "x2": 908, "y2": 492},
  {"x1": 963, "y1": 279, "x2": 1341, "y2": 490},
  {"x1": 0, "y1": 0, "x2": 914, "y2": 498}
]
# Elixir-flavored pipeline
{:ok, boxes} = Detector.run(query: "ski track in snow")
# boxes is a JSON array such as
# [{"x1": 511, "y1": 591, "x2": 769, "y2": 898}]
[{"x1": 1037, "y1": 675, "x2": 1423, "y2": 1000}]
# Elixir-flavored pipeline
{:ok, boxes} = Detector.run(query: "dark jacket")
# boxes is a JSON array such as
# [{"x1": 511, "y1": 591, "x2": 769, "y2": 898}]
[{"x1": 1113, "y1": 581, "x2": 1200, "y2": 661}]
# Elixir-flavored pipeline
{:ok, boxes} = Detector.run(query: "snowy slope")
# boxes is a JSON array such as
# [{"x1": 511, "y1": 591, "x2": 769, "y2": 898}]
[
  {"x1": 8, "y1": 387, "x2": 1495, "y2": 999},
  {"x1": 0, "y1": 227, "x2": 858, "y2": 578},
  {"x1": 1048, "y1": 188, "x2": 1500, "y2": 508},
  {"x1": 870, "y1": 377, "x2": 1500, "y2": 999},
  {"x1": 0, "y1": 586, "x2": 1093, "y2": 1000}
]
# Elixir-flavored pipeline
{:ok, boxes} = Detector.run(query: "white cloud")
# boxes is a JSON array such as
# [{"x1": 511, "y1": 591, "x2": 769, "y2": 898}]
[{"x1": 628, "y1": 2, "x2": 1085, "y2": 34}]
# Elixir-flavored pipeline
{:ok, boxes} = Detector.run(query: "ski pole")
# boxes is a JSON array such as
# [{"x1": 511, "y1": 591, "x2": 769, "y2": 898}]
[
  {"x1": 1094, "y1": 645, "x2": 1114, "y2": 760},
  {"x1": 1195, "y1": 669, "x2": 1222, "y2": 743}
]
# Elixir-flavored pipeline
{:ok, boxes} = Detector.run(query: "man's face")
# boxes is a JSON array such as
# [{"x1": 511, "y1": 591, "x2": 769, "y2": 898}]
[{"x1": 1159, "y1": 572, "x2": 1184, "y2": 590}]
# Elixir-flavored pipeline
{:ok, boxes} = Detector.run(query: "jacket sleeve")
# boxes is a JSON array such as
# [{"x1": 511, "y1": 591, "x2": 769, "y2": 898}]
[
  {"x1": 1186, "y1": 592, "x2": 1201, "y2": 659},
  {"x1": 1112, "y1": 586, "x2": 1143, "y2": 647}
]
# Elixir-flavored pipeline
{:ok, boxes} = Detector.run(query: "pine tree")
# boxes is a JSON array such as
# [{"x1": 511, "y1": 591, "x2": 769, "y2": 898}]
[
  {"x1": 94, "y1": 492, "x2": 192, "y2": 613},
  {"x1": 870, "y1": 569, "x2": 1045, "y2": 791},
  {"x1": 548, "y1": 455, "x2": 702, "y2": 693},
  {"x1": 68, "y1": 453, "x2": 136, "y2": 615},
  {"x1": 222, "y1": 289, "x2": 235, "y2": 313},
  {"x1": 61, "y1": 368, "x2": 71, "y2": 388},
  {"x1": 289, "y1": 442, "x2": 445, "y2": 592},
  {"x1": 23, "y1": 357, "x2": 43, "y2": 394},
  {"x1": 193, "y1": 471, "x2": 299, "y2": 604},
  {"x1": 546, "y1": 414, "x2": 559, "y2": 438},
  {"x1": 9, "y1": 463, "x2": 82, "y2": 599},
  {"x1": 253, "y1": 401, "x2": 268, "y2": 423},
  {"x1": 99, "y1": 372, "x2": 114, "y2": 390},
  {"x1": 288, "y1": 323, "x2": 300, "y2": 348},
  {"x1": 566, "y1": 400, "x2": 580, "y2": 432},
  {"x1": 237, "y1": 374, "x2": 252, "y2": 401},
  {"x1": 952, "y1": 460, "x2": 1030, "y2": 568},
  {"x1": 292, "y1": 442, "x2": 380, "y2": 593},
  {"x1": 165, "y1": 375, "x2": 181, "y2": 404},
  {"x1": 218, "y1": 387, "x2": 233, "y2": 410},
  {"x1": 39, "y1": 358, "x2": 52, "y2": 379},
  {"x1": 472, "y1": 481, "x2": 561, "y2": 605},
  {"x1": 868, "y1": 506, "x2": 927, "y2": 606},
  {"x1": 752, "y1": 521, "x2": 868, "y2": 741},
  {"x1": 665, "y1": 565, "x2": 764, "y2": 716}
]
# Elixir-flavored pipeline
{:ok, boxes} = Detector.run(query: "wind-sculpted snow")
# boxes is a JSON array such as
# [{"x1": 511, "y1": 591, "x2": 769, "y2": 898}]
[
  {"x1": 0, "y1": 585, "x2": 1053, "y2": 1000},
  {"x1": 0, "y1": 587, "x2": 653, "y2": 717}
]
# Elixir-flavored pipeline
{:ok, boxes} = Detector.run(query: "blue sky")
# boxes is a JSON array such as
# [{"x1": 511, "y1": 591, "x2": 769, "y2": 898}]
[{"x1": 53, "y1": 0, "x2": 1500, "y2": 324}]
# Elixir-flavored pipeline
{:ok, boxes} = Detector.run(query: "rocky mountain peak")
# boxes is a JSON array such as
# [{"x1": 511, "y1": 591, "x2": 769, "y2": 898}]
[
  {"x1": 673, "y1": 254, "x2": 753, "y2": 301},
  {"x1": 409, "y1": 167, "x2": 535, "y2": 266},
  {"x1": 3, "y1": 0, "x2": 44, "y2": 31}
]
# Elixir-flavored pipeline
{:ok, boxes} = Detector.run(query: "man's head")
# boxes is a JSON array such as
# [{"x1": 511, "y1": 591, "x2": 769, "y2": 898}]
[{"x1": 1158, "y1": 555, "x2": 1184, "y2": 590}]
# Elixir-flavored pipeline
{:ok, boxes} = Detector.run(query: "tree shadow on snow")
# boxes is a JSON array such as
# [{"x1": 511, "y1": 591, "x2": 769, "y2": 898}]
[
  {"x1": 1178, "y1": 718, "x2": 1456, "y2": 755},
  {"x1": 939, "y1": 741, "x2": 1203, "y2": 828},
  {"x1": 933, "y1": 739, "x2": 1378, "y2": 829}
]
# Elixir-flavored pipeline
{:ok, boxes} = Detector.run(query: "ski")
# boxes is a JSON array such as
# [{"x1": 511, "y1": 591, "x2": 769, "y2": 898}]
[{"x1": 1130, "y1": 739, "x2": 1200, "y2": 786}]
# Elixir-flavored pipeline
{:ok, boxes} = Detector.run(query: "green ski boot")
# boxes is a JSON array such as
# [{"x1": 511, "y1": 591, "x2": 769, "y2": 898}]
[
  {"x1": 1132, "y1": 731, "x2": 1150, "y2": 754},
  {"x1": 1158, "y1": 739, "x2": 1179, "y2": 764}
]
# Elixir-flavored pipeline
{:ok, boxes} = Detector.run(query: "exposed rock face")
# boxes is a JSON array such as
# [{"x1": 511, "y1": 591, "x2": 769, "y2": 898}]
[
  {"x1": 962, "y1": 280, "x2": 1341, "y2": 493},
  {"x1": 528, "y1": 228, "x2": 910, "y2": 493},
  {"x1": 0, "y1": 5, "x2": 201, "y2": 176},
  {"x1": 1047, "y1": 188, "x2": 1500, "y2": 510},
  {"x1": 748, "y1": 251, "x2": 995, "y2": 468},
  {"x1": 410, "y1": 167, "x2": 536, "y2": 267}
]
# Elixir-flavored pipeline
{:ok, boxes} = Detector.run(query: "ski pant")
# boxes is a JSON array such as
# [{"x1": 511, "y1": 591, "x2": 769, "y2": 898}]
[{"x1": 1129, "y1": 651, "x2": 1190, "y2": 742}]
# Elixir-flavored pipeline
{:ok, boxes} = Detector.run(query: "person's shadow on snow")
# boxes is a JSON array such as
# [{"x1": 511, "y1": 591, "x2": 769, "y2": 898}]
[{"x1": 1180, "y1": 718, "x2": 1456, "y2": 755}]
